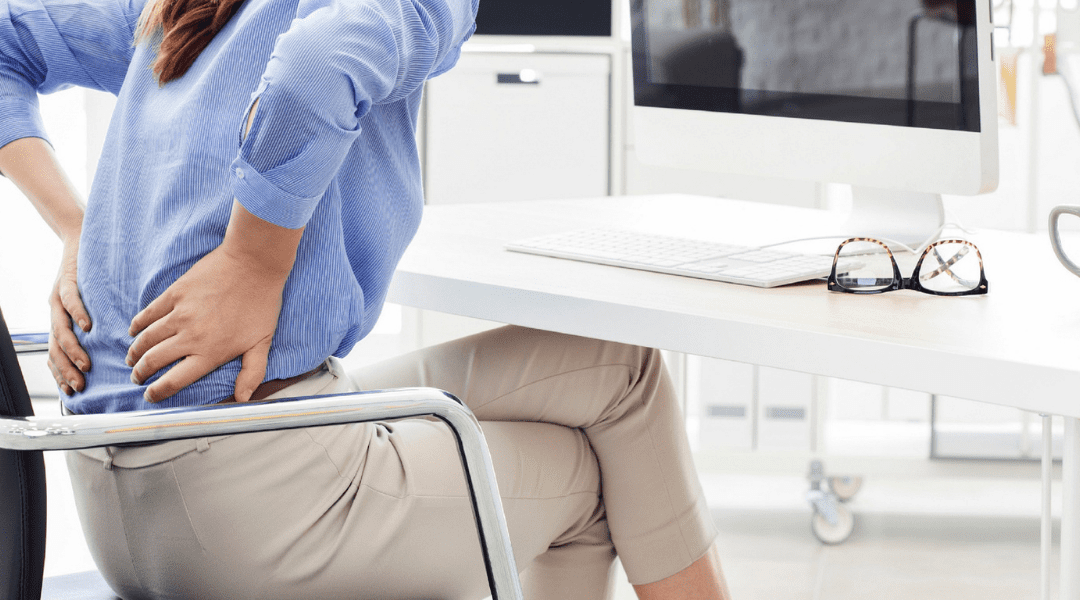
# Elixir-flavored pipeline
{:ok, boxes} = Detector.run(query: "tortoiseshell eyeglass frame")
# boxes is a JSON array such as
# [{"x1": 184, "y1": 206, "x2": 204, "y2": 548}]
[{"x1": 827, "y1": 237, "x2": 989, "y2": 296}]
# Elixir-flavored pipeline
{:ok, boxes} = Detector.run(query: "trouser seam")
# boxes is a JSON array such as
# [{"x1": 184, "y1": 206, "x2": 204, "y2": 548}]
[
  {"x1": 302, "y1": 429, "x2": 350, "y2": 481},
  {"x1": 645, "y1": 416, "x2": 695, "y2": 565},
  {"x1": 110, "y1": 462, "x2": 149, "y2": 596},
  {"x1": 169, "y1": 462, "x2": 208, "y2": 553}
]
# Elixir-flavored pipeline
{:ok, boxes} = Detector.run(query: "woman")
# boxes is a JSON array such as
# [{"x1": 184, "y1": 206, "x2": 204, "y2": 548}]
[{"x1": 0, "y1": 0, "x2": 733, "y2": 597}]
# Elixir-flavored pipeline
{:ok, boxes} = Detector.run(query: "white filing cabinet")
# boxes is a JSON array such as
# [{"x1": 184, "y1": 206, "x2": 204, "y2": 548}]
[
  {"x1": 423, "y1": 51, "x2": 612, "y2": 205},
  {"x1": 413, "y1": 48, "x2": 616, "y2": 348}
]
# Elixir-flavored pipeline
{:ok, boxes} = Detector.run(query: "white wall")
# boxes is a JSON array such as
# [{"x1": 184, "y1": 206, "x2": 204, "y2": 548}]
[{"x1": 0, "y1": 89, "x2": 90, "y2": 332}]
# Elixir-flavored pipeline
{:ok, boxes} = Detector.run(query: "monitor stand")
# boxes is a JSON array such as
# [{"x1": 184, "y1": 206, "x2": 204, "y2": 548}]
[{"x1": 842, "y1": 186, "x2": 945, "y2": 248}]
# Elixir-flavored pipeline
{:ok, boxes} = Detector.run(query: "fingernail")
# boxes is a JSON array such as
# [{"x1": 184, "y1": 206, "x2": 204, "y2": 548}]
[
  {"x1": 131, "y1": 371, "x2": 140, "y2": 385},
  {"x1": 143, "y1": 390, "x2": 153, "y2": 403},
  {"x1": 78, "y1": 320, "x2": 88, "y2": 331},
  {"x1": 76, "y1": 361, "x2": 88, "y2": 372},
  {"x1": 125, "y1": 356, "x2": 134, "y2": 367}
]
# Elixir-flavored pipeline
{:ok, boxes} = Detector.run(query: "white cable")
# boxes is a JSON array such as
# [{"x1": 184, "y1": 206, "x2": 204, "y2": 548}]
[
  {"x1": 760, "y1": 221, "x2": 972, "y2": 256},
  {"x1": 757, "y1": 235, "x2": 922, "y2": 255}
]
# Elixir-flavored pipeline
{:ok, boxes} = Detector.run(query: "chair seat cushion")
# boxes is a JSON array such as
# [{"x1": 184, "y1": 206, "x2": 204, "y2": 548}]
[{"x1": 41, "y1": 570, "x2": 120, "y2": 600}]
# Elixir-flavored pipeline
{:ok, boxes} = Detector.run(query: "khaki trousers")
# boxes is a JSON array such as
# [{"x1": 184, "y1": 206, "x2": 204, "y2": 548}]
[{"x1": 67, "y1": 326, "x2": 717, "y2": 600}]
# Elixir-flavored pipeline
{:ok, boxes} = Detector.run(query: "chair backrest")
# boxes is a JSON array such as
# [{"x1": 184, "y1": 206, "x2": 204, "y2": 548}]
[{"x1": 0, "y1": 307, "x2": 47, "y2": 600}]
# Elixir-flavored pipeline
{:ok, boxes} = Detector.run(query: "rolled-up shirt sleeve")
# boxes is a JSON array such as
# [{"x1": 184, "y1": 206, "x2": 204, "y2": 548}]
[
  {"x1": 231, "y1": 0, "x2": 477, "y2": 229},
  {"x1": 0, "y1": 0, "x2": 141, "y2": 149}
]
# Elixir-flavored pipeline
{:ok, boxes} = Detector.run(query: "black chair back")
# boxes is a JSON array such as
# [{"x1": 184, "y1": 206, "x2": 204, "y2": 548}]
[{"x1": 0, "y1": 307, "x2": 47, "y2": 600}]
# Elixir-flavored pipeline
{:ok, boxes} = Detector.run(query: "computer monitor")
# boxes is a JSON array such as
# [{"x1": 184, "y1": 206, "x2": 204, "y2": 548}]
[{"x1": 630, "y1": 0, "x2": 998, "y2": 246}]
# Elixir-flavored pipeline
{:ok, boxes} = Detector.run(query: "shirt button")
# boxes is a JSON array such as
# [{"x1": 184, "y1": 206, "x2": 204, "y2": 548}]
[{"x1": 235, "y1": 168, "x2": 245, "y2": 179}]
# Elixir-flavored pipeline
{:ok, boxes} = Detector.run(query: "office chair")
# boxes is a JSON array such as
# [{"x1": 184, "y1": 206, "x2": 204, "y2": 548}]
[{"x1": 0, "y1": 306, "x2": 523, "y2": 600}]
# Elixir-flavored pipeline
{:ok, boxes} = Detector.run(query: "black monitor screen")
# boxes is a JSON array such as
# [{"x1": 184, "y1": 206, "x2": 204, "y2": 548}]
[
  {"x1": 475, "y1": 0, "x2": 611, "y2": 37},
  {"x1": 632, "y1": 0, "x2": 981, "y2": 132}
]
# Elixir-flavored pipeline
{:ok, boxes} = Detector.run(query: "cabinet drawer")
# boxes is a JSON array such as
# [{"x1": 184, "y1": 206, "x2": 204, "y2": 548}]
[{"x1": 424, "y1": 52, "x2": 611, "y2": 204}]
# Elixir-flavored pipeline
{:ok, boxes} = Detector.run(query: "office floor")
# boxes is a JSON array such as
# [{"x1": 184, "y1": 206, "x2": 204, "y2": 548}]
[
  {"x1": 34, "y1": 399, "x2": 1057, "y2": 600},
  {"x1": 607, "y1": 508, "x2": 1056, "y2": 600}
]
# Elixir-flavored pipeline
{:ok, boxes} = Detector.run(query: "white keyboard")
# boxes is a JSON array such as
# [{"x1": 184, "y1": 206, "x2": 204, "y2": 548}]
[{"x1": 506, "y1": 228, "x2": 836, "y2": 288}]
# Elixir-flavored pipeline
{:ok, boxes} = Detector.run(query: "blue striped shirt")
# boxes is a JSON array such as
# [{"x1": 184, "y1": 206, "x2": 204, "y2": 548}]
[{"x1": 0, "y1": 0, "x2": 477, "y2": 413}]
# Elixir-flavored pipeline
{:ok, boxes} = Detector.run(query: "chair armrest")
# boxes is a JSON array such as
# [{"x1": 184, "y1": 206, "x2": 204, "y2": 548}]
[
  {"x1": 10, "y1": 333, "x2": 48, "y2": 355},
  {"x1": 0, "y1": 387, "x2": 463, "y2": 451}
]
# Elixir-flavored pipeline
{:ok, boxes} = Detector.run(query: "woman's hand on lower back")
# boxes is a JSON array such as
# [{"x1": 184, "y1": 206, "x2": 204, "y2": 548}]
[
  {"x1": 48, "y1": 236, "x2": 92, "y2": 395},
  {"x1": 126, "y1": 244, "x2": 285, "y2": 403},
  {"x1": 126, "y1": 200, "x2": 305, "y2": 403}
]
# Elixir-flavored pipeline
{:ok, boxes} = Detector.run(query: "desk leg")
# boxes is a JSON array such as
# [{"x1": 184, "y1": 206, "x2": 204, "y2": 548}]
[
  {"x1": 1065, "y1": 417, "x2": 1080, "y2": 600},
  {"x1": 1044, "y1": 415, "x2": 1053, "y2": 600}
]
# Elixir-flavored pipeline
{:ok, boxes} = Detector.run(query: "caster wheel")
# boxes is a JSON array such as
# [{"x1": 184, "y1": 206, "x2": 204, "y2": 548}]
[
  {"x1": 812, "y1": 503, "x2": 855, "y2": 545},
  {"x1": 829, "y1": 476, "x2": 863, "y2": 501}
]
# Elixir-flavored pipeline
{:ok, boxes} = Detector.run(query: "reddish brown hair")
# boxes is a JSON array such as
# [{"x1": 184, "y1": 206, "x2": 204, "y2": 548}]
[{"x1": 136, "y1": 0, "x2": 247, "y2": 84}]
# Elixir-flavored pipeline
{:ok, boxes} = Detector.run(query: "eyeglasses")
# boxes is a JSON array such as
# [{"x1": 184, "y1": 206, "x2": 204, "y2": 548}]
[{"x1": 827, "y1": 237, "x2": 988, "y2": 296}]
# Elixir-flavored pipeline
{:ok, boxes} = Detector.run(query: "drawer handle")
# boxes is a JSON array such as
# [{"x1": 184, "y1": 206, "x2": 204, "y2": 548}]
[{"x1": 497, "y1": 70, "x2": 540, "y2": 85}]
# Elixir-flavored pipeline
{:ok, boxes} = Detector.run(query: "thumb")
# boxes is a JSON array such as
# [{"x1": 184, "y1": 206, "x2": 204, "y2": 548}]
[{"x1": 234, "y1": 338, "x2": 271, "y2": 403}]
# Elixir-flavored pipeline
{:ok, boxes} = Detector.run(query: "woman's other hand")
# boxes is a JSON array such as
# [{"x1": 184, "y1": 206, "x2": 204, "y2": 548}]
[
  {"x1": 0, "y1": 137, "x2": 90, "y2": 396},
  {"x1": 126, "y1": 200, "x2": 304, "y2": 403},
  {"x1": 48, "y1": 233, "x2": 92, "y2": 395}
]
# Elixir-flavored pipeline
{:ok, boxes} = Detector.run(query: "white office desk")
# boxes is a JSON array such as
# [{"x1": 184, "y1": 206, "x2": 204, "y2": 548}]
[{"x1": 385, "y1": 194, "x2": 1080, "y2": 598}]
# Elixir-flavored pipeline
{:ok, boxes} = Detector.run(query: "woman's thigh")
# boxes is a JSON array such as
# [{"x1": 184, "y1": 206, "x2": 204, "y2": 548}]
[{"x1": 348, "y1": 325, "x2": 657, "y2": 427}]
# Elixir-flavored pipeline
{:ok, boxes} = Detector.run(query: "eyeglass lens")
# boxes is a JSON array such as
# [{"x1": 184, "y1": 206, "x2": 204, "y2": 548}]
[
  {"x1": 833, "y1": 240, "x2": 896, "y2": 292},
  {"x1": 918, "y1": 242, "x2": 981, "y2": 294}
]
